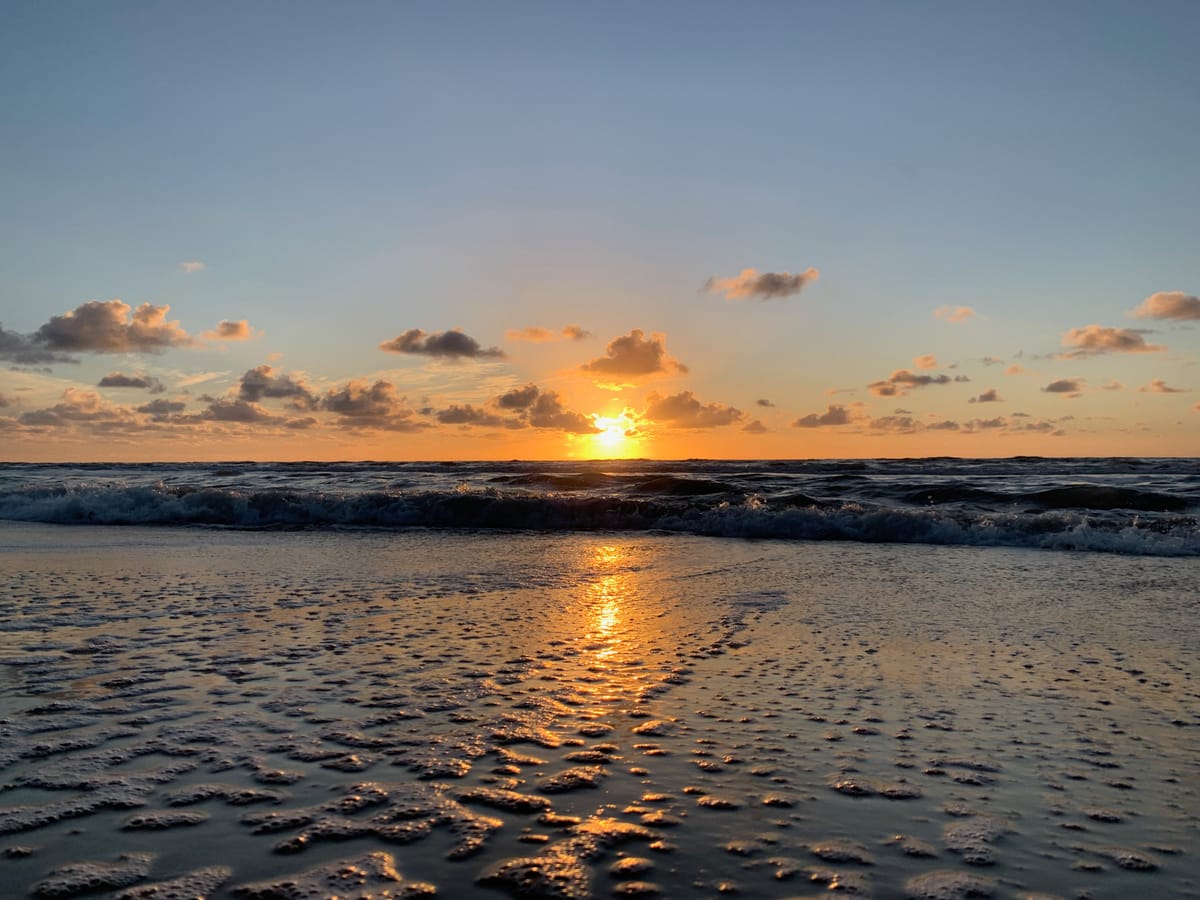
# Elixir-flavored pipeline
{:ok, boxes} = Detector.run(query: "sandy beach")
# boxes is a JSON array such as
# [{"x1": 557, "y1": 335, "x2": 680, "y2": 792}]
[{"x1": 1, "y1": 522, "x2": 1196, "y2": 898}]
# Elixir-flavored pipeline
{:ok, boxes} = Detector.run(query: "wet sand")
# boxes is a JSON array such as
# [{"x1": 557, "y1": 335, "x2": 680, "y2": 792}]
[{"x1": 0, "y1": 523, "x2": 1197, "y2": 898}]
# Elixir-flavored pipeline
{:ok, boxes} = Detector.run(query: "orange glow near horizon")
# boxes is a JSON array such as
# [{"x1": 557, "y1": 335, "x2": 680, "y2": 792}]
[{"x1": 584, "y1": 412, "x2": 643, "y2": 460}]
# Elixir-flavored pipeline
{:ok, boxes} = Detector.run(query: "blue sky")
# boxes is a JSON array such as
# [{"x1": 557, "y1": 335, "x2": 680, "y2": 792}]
[{"x1": 1, "y1": 1, "x2": 1197, "y2": 459}]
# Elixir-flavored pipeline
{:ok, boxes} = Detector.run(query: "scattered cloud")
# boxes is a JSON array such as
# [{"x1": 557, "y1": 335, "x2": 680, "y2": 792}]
[
  {"x1": 1100, "y1": 380, "x2": 1124, "y2": 391},
  {"x1": 201, "y1": 398, "x2": 276, "y2": 423},
  {"x1": 969, "y1": 388, "x2": 1002, "y2": 403},
  {"x1": 756, "y1": 398, "x2": 775, "y2": 407},
  {"x1": 913, "y1": 354, "x2": 938, "y2": 370},
  {"x1": 1043, "y1": 378, "x2": 1085, "y2": 397},
  {"x1": 704, "y1": 267, "x2": 819, "y2": 301},
  {"x1": 320, "y1": 379, "x2": 424, "y2": 430},
  {"x1": 507, "y1": 324, "x2": 593, "y2": 342},
  {"x1": 527, "y1": 391, "x2": 598, "y2": 432},
  {"x1": 933, "y1": 305, "x2": 977, "y2": 323},
  {"x1": 202, "y1": 320, "x2": 262, "y2": 342},
  {"x1": 867, "y1": 369, "x2": 965, "y2": 397},
  {"x1": 1139, "y1": 379, "x2": 1187, "y2": 393},
  {"x1": 36, "y1": 300, "x2": 193, "y2": 353},
  {"x1": 793, "y1": 404, "x2": 852, "y2": 428},
  {"x1": 379, "y1": 328, "x2": 505, "y2": 359},
  {"x1": 496, "y1": 384, "x2": 540, "y2": 410},
  {"x1": 742, "y1": 420, "x2": 768, "y2": 433},
  {"x1": 179, "y1": 261, "x2": 206, "y2": 274},
  {"x1": 238, "y1": 365, "x2": 317, "y2": 408},
  {"x1": 582, "y1": 329, "x2": 687, "y2": 377},
  {"x1": 137, "y1": 398, "x2": 186, "y2": 418},
  {"x1": 979, "y1": 356, "x2": 1005, "y2": 366},
  {"x1": 1059, "y1": 324, "x2": 1164, "y2": 357},
  {"x1": 436, "y1": 404, "x2": 509, "y2": 427},
  {"x1": 1004, "y1": 365, "x2": 1029, "y2": 376},
  {"x1": 19, "y1": 388, "x2": 137, "y2": 428},
  {"x1": 644, "y1": 391, "x2": 743, "y2": 428},
  {"x1": 1128, "y1": 291, "x2": 1200, "y2": 321},
  {"x1": 98, "y1": 372, "x2": 166, "y2": 393},
  {"x1": 0, "y1": 325, "x2": 77, "y2": 365}
]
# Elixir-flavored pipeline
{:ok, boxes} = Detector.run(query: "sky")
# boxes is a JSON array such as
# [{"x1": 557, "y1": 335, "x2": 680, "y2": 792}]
[{"x1": 1, "y1": 1, "x2": 1197, "y2": 461}]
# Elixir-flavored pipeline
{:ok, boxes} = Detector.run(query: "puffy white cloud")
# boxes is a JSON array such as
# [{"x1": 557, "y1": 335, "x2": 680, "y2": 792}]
[{"x1": 1128, "y1": 291, "x2": 1200, "y2": 321}]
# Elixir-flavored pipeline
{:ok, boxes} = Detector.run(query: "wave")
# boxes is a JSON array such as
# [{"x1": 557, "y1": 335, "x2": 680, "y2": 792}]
[{"x1": 0, "y1": 484, "x2": 1195, "y2": 557}]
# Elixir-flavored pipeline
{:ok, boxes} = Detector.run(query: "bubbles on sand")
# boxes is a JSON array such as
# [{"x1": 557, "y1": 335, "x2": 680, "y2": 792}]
[{"x1": 1, "y1": 528, "x2": 1197, "y2": 897}]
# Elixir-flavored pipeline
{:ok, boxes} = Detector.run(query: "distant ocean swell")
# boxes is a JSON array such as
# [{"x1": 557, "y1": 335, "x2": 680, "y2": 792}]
[{"x1": 1, "y1": 482, "x2": 1196, "y2": 557}]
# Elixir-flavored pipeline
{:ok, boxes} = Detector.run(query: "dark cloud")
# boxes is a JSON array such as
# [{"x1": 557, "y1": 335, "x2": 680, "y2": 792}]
[
  {"x1": 320, "y1": 379, "x2": 425, "y2": 430},
  {"x1": 1043, "y1": 378, "x2": 1085, "y2": 396},
  {"x1": 1059, "y1": 325, "x2": 1164, "y2": 357},
  {"x1": 644, "y1": 391, "x2": 743, "y2": 428},
  {"x1": 742, "y1": 420, "x2": 768, "y2": 433},
  {"x1": 436, "y1": 404, "x2": 509, "y2": 427},
  {"x1": 238, "y1": 365, "x2": 317, "y2": 408},
  {"x1": 1128, "y1": 291, "x2": 1200, "y2": 321},
  {"x1": 36, "y1": 300, "x2": 192, "y2": 352},
  {"x1": 379, "y1": 328, "x2": 504, "y2": 359},
  {"x1": 867, "y1": 369, "x2": 957, "y2": 397},
  {"x1": 582, "y1": 329, "x2": 687, "y2": 377},
  {"x1": 202, "y1": 399, "x2": 276, "y2": 423},
  {"x1": 137, "y1": 399, "x2": 186, "y2": 417},
  {"x1": 704, "y1": 267, "x2": 819, "y2": 300},
  {"x1": 756, "y1": 398, "x2": 775, "y2": 407},
  {"x1": 98, "y1": 372, "x2": 166, "y2": 393},
  {"x1": 0, "y1": 325, "x2": 76, "y2": 365},
  {"x1": 496, "y1": 384, "x2": 540, "y2": 410},
  {"x1": 793, "y1": 404, "x2": 852, "y2": 428},
  {"x1": 969, "y1": 388, "x2": 1002, "y2": 403},
  {"x1": 527, "y1": 391, "x2": 598, "y2": 433}
]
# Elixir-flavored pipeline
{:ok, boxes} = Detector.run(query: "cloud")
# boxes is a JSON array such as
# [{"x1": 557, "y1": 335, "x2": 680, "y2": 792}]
[
  {"x1": 968, "y1": 388, "x2": 1002, "y2": 403},
  {"x1": 582, "y1": 329, "x2": 687, "y2": 377},
  {"x1": 979, "y1": 356, "x2": 1005, "y2": 366},
  {"x1": 867, "y1": 369, "x2": 961, "y2": 397},
  {"x1": 496, "y1": 383, "x2": 540, "y2": 410},
  {"x1": 527, "y1": 391, "x2": 599, "y2": 433},
  {"x1": 201, "y1": 398, "x2": 276, "y2": 423},
  {"x1": 321, "y1": 379, "x2": 424, "y2": 430},
  {"x1": 238, "y1": 365, "x2": 317, "y2": 408},
  {"x1": 1059, "y1": 324, "x2": 1164, "y2": 357},
  {"x1": 704, "y1": 267, "x2": 819, "y2": 301},
  {"x1": 1138, "y1": 379, "x2": 1187, "y2": 393},
  {"x1": 137, "y1": 399, "x2": 186, "y2": 418},
  {"x1": 756, "y1": 398, "x2": 775, "y2": 408},
  {"x1": 379, "y1": 328, "x2": 505, "y2": 359},
  {"x1": 36, "y1": 300, "x2": 193, "y2": 353},
  {"x1": 98, "y1": 372, "x2": 166, "y2": 393},
  {"x1": 202, "y1": 320, "x2": 261, "y2": 342},
  {"x1": 1004, "y1": 365, "x2": 1029, "y2": 376},
  {"x1": 436, "y1": 404, "x2": 509, "y2": 427},
  {"x1": 1043, "y1": 378, "x2": 1085, "y2": 396},
  {"x1": 1100, "y1": 380, "x2": 1124, "y2": 391},
  {"x1": 180, "y1": 261, "x2": 206, "y2": 274},
  {"x1": 934, "y1": 305, "x2": 977, "y2": 323},
  {"x1": 507, "y1": 324, "x2": 593, "y2": 343},
  {"x1": 1128, "y1": 291, "x2": 1200, "y2": 321},
  {"x1": 644, "y1": 391, "x2": 743, "y2": 428},
  {"x1": 793, "y1": 404, "x2": 852, "y2": 428},
  {"x1": 0, "y1": 325, "x2": 77, "y2": 365},
  {"x1": 18, "y1": 388, "x2": 136, "y2": 428},
  {"x1": 742, "y1": 420, "x2": 768, "y2": 433},
  {"x1": 913, "y1": 354, "x2": 938, "y2": 370}
]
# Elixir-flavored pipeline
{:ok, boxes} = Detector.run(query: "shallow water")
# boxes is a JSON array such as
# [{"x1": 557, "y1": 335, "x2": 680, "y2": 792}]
[{"x1": 0, "y1": 523, "x2": 1196, "y2": 898}]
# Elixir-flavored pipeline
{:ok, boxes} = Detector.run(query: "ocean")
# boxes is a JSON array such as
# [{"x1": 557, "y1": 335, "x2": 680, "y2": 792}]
[{"x1": 0, "y1": 459, "x2": 1197, "y2": 898}]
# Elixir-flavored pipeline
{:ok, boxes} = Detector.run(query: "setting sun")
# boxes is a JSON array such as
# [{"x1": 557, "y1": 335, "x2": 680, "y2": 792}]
[{"x1": 587, "y1": 413, "x2": 642, "y2": 459}]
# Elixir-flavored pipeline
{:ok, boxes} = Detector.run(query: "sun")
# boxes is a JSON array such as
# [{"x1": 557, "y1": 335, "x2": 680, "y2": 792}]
[{"x1": 586, "y1": 412, "x2": 641, "y2": 459}]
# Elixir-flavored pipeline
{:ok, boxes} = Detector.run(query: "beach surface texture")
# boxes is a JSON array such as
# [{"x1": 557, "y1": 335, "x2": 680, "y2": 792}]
[{"x1": 0, "y1": 459, "x2": 1196, "y2": 898}]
